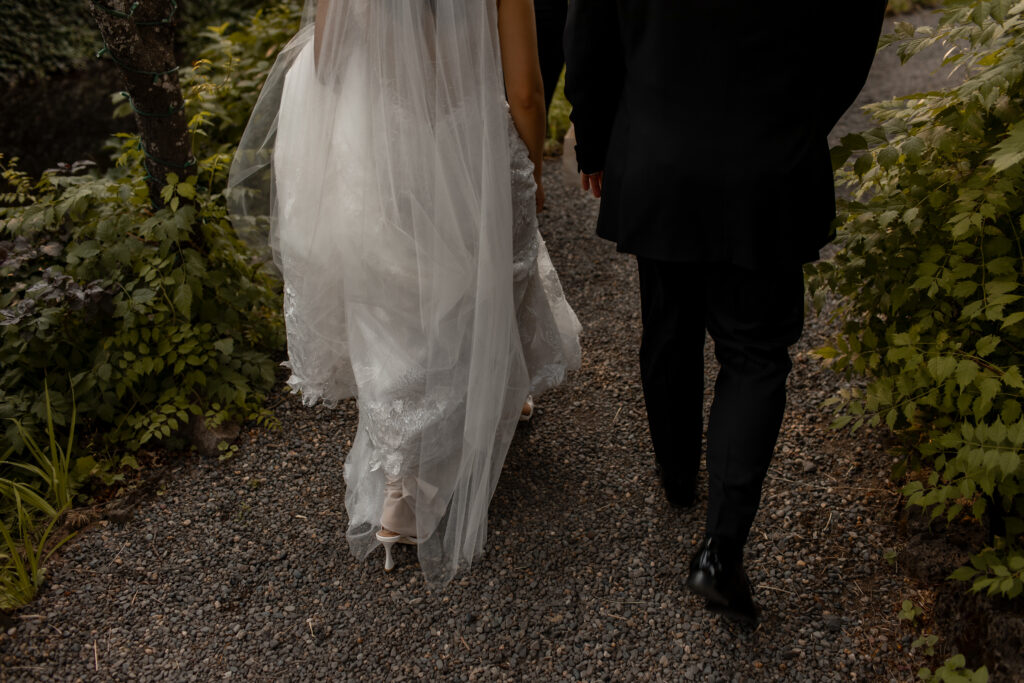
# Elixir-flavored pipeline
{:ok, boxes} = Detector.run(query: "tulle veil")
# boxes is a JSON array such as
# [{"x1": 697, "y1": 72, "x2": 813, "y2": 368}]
[{"x1": 227, "y1": 0, "x2": 541, "y2": 585}]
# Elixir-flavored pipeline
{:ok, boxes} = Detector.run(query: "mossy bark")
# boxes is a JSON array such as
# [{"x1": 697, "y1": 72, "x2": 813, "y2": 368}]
[{"x1": 87, "y1": 0, "x2": 192, "y2": 203}]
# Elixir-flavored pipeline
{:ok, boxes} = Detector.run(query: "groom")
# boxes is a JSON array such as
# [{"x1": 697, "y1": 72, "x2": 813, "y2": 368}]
[{"x1": 564, "y1": 2, "x2": 886, "y2": 623}]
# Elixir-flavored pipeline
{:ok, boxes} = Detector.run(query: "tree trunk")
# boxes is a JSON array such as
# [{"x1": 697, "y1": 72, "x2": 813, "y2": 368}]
[{"x1": 88, "y1": 0, "x2": 193, "y2": 204}]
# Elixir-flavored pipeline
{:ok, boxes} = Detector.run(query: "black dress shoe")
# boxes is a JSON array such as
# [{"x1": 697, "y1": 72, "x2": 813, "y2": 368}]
[
  {"x1": 654, "y1": 462, "x2": 696, "y2": 509},
  {"x1": 685, "y1": 536, "x2": 760, "y2": 625}
]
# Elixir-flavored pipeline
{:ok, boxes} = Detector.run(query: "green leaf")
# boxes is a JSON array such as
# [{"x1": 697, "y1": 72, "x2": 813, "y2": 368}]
[
  {"x1": 173, "y1": 284, "x2": 193, "y2": 318},
  {"x1": 841, "y1": 133, "x2": 868, "y2": 151},
  {"x1": 978, "y1": 376, "x2": 1001, "y2": 409},
  {"x1": 160, "y1": 182, "x2": 176, "y2": 205},
  {"x1": 830, "y1": 145, "x2": 851, "y2": 171},
  {"x1": 877, "y1": 146, "x2": 900, "y2": 169},
  {"x1": 901, "y1": 136, "x2": 926, "y2": 163},
  {"x1": 1002, "y1": 311, "x2": 1024, "y2": 328},
  {"x1": 131, "y1": 288, "x2": 157, "y2": 306},
  {"x1": 957, "y1": 360, "x2": 980, "y2": 389},
  {"x1": 72, "y1": 456, "x2": 99, "y2": 481},
  {"x1": 951, "y1": 566, "x2": 978, "y2": 582},
  {"x1": 928, "y1": 356, "x2": 958, "y2": 382},
  {"x1": 65, "y1": 241, "x2": 101, "y2": 263},
  {"x1": 213, "y1": 338, "x2": 234, "y2": 356},
  {"x1": 97, "y1": 364, "x2": 112, "y2": 382},
  {"x1": 975, "y1": 336, "x2": 1000, "y2": 357},
  {"x1": 989, "y1": 123, "x2": 1024, "y2": 172},
  {"x1": 1004, "y1": 366, "x2": 1024, "y2": 390},
  {"x1": 854, "y1": 153, "x2": 873, "y2": 177}
]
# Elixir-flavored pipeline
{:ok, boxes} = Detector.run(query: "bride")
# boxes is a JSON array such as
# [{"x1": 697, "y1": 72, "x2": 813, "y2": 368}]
[{"x1": 228, "y1": 0, "x2": 581, "y2": 585}]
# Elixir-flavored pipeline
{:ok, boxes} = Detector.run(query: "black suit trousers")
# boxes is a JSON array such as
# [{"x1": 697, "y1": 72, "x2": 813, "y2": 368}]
[
  {"x1": 637, "y1": 258, "x2": 805, "y2": 547},
  {"x1": 534, "y1": 0, "x2": 567, "y2": 110}
]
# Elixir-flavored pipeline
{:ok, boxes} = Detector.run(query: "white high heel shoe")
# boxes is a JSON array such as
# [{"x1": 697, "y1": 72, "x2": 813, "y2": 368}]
[{"x1": 375, "y1": 530, "x2": 417, "y2": 572}]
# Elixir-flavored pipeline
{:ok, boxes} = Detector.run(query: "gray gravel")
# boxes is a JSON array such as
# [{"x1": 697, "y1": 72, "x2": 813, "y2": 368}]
[
  {"x1": 1, "y1": 11, "x2": 953, "y2": 682},
  {"x1": 831, "y1": 10, "x2": 955, "y2": 145}
]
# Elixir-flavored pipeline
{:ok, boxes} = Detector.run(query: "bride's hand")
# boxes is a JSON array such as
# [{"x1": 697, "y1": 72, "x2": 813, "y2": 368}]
[{"x1": 536, "y1": 179, "x2": 545, "y2": 213}]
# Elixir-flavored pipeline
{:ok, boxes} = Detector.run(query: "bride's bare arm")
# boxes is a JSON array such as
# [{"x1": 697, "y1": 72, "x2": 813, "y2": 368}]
[
  {"x1": 497, "y1": 0, "x2": 547, "y2": 209},
  {"x1": 315, "y1": 0, "x2": 331, "y2": 68}
]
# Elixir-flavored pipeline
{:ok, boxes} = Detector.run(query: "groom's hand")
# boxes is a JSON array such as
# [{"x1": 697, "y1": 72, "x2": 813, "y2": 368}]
[{"x1": 581, "y1": 171, "x2": 603, "y2": 198}]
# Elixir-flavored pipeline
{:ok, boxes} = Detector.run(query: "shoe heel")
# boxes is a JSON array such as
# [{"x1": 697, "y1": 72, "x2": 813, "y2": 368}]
[
  {"x1": 376, "y1": 532, "x2": 398, "y2": 572},
  {"x1": 519, "y1": 395, "x2": 534, "y2": 422}
]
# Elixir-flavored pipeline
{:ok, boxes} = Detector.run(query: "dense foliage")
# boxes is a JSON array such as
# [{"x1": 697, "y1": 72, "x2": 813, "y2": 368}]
[
  {"x1": 0, "y1": 157, "x2": 282, "y2": 452},
  {"x1": 814, "y1": 0, "x2": 1024, "y2": 609},
  {"x1": 0, "y1": 1, "x2": 96, "y2": 85},
  {"x1": 1, "y1": 4, "x2": 302, "y2": 607},
  {"x1": 1, "y1": 5, "x2": 304, "y2": 455},
  {"x1": 0, "y1": 0, "x2": 271, "y2": 86}
]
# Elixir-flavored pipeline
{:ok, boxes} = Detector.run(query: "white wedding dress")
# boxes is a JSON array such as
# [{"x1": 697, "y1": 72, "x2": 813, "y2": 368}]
[{"x1": 229, "y1": 0, "x2": 580, "y2": 585}]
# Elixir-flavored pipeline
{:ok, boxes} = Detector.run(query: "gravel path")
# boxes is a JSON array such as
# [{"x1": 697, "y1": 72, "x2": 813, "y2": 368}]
[{"x1": 1, "y1": 11, "x2": 957, "y2": 682}]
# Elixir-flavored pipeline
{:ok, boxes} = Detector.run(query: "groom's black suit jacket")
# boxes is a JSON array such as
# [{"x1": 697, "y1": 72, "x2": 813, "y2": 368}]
[{"x1": 564, "y1": 2, "x2": 887, "y2": 268}]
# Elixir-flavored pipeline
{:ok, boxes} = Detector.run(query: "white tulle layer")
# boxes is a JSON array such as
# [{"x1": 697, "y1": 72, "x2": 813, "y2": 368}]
[{"x1": 251, "y1": 4, "x2": 581, "y2": 585}]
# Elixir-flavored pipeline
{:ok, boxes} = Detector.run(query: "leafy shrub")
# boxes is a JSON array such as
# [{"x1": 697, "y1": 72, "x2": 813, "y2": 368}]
[
  {"x1": 182, "y1": 3, "x2": 302, "y2": 158},
  {"x1": 0, "y1": 4, "x2": 303, "y2": 456},
  {"x1": 0, "y1": 2, "x2": 302, "y2": 611},
  {"x1": 0, "y1": 154, "x2": 282, "y2": 452},
  {"x1": 0, "y1": 1, "x2": 97, "y2": 86},
  {"x1": 547, "y1": 70, "x2": 571, "y2": 147},
  {"x1": 813, "y1": 0, "x2": 1024, "y2": 601},
  {"x1": 0, "y1": 0, "x2": 272, "y2": 86}
]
